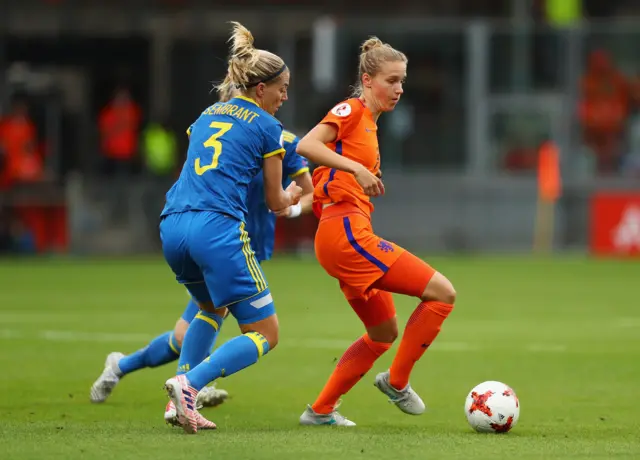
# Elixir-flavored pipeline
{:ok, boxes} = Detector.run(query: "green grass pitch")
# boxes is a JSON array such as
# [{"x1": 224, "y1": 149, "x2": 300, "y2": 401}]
[{"x1": 0, "y1": 255, "x2": 638, "y2": 459}]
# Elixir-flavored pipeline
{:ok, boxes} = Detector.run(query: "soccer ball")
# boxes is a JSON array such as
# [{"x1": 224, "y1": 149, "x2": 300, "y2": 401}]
[{"x1": 464, "y1": 381, "x2": 520, "y2": 433}]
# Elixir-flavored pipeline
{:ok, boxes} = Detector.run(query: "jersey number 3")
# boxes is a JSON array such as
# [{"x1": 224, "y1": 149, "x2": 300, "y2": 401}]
[{"x1": 195, "y1": 121, "x2": 233, "y2": 175}]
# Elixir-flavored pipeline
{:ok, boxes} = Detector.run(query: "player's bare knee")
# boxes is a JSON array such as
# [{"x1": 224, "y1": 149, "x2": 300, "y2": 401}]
[
  {"x1": 387, "y1": 322, "x2": 399, "y2": 342},
  {"x1": 173, "y1": 331, "x2": 184, "y2": 349},
  {"x1": 240, "y1": 315, "x2": 279, "y2": 351},
  {"x1": 440, "y1": 283, "x2": 456, "y2": 304},
  {"x1": 263, "y1": 323, "x2": 279, "y2": 350},
  {"x1": 258, "y1": 324, "x2": 279, "y2": 350},
  {"x1": 371, "y1": 329, "x2": 397, "y2": 344},
  {"x1": 173, "y1": 319, "x2": 189, "y2": 348},
  {"x1": 367, "y1": 318, "x2": 398, "y2": 343},
  {"x1": 421, "y1": 272, "x2": 456, "y2": 304},
  {"x1": 266, "y1": 331, "x2": 279, "y2": 350}
]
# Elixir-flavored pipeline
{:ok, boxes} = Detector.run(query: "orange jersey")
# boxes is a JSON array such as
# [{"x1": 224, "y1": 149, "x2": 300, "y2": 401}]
[{"x1": 312, "y1": 98, "x2": 380, "y2": 219}]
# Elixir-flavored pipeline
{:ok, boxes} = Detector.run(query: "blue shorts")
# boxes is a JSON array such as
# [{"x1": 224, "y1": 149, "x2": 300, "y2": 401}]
[{"x1": 160, "y1": 211, "x2": 275, "y2": 324}]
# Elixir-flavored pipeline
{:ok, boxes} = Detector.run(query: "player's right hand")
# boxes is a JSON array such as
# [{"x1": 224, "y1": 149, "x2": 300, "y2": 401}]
[
  {"x1": 354, "y1": 165, "x2": 385, "y2": 197},
  {"x1": 285, "y1": 180, "x2": 303, "y2": 205}
]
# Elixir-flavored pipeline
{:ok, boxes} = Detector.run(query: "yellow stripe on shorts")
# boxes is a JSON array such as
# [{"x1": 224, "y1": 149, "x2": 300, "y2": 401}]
[{"x1": 239, "y1": 222, "x2": 266, "y2": 292}]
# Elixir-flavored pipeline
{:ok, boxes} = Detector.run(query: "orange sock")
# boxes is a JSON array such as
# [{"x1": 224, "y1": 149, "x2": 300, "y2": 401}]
[
  {"x1": 312, "y1": 334, "x2": 391, "y2": 414},
  {"x1": 389, "y1": 301, "x2": 454, "y2": 390}
]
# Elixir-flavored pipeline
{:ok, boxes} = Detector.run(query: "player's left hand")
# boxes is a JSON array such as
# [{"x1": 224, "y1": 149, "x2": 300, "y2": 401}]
[
  {"x1": 274, "y1": 207, "x2": 292, "y2": 217},
  {"x1": 285, "y1": 181, "x2": 303, "y2": 205}
]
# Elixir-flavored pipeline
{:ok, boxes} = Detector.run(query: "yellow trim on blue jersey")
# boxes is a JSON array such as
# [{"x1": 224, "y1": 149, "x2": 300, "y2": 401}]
[
  {"x1": 239, "y1": 222, "x2": 267, "y2": 292},
  {"x1": 168, "y1": 333, "x2": 180, "y2": 354},
  {"x1": 244, "y1": 332, "x2": 269, "y2": 358},
  {"x1": 194, "y1": 312, "x2": 220, "y2": 330},
  {"x1": 235, "y1": 95, "x2": 259, "y2": 107},
  {"x1": 264, "y1": 147, "x2": 285, "y2": 159},
  {"x1": 289, "y1": 167, "x2": 309, "y2": 178},
  {"x1": 283, "y1": 131, "x2": 296, "y2": 144},
  {"x1": 186, "y1": 126, "x2": 192, "y2": 137}
]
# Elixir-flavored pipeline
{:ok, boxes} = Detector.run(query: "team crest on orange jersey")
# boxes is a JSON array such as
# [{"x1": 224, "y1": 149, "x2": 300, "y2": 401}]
[{"x1": 331, "y1": 102, "x2": 352, "y2": 117}]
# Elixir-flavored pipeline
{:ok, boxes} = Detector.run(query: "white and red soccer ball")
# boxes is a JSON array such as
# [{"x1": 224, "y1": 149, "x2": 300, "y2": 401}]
[{"x1": 464, "y1": 381, "x2": 520, "y2": 433}]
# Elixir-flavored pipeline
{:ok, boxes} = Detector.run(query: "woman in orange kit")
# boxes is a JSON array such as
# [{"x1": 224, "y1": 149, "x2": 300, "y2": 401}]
[{"x1": 296, "y1": 37, "x2": 456, "y2": 426}]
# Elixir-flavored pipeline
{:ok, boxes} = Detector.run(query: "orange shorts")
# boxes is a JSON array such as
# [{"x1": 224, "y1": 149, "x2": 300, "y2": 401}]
[{"x1": 315, "y1": 203, "x2": 436, "y2": 326}]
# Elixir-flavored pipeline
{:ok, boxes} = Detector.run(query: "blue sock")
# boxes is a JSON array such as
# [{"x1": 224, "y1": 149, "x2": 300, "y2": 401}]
[
  {"x1": 186, "y1": 332, "x2": 270, "y2": 391},
  {"x1": 118, "y1": 331, "x2": 181, "y2": 375},
  {"x1": 176, "y1": 310, "x2": 223, "y2": 375}
]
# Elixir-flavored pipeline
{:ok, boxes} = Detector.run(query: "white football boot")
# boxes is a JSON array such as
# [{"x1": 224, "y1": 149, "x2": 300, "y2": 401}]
[
  {"x1": 90, "y1": 352, "x2": 124, "y2": 403},
  {"x1": 164, "y1": 401, "x2": 181, "y2": 427},
  {"x1": 164, "y1": 375, "x2": 215, "y2": 434},
  {"x1": 164, "y1": 400, "x2": 216, "y2": 430},
  {"x1": 196, "y1": 383, "x2": 229, "y2": 410},
  {"x1": 374, "y1": 370, "x2": 426, "y2": 415},
  {"x1": 299, "y1": 402, "x2": 356, "y2": 426}
]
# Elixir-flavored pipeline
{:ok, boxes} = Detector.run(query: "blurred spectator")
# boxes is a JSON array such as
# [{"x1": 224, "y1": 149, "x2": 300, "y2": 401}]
[
  {"x1": 0, "y1": 97, "x2": 44, "y2": 186},
  {"x1": 502, "y1": 143, "x2": 538, "y2": 172},
  {"x1": 142, "y1": 119, "x2": 178, "y2": 177},
  {"x1": 501, "y1": 124, "x2": 539, "y2": 172},
  {"x1": 140, "y1": 118, "x2": 179, "y2": 244},
  {"x1": 539, "y1": 0, "x2": 583, "y2": 27},
  {"x1": 0, "y1": 206, "x2": 36, "y2": 255},
  {"x1": 499, "y1": 113, "x2": 548, "y2": 173},
  {"x1": 533, "y1": 0, "x2": 583, "y2": 88},
  {"x1": 98, "y1": 86, "x2": 142, "y2": 176},
  {"x1": 578, "y1": 49, "x2": 629, "y2": 174}
]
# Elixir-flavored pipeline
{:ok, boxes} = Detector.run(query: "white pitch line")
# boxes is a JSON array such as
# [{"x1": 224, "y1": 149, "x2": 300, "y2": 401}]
[
  {"x1": 40, "y1": 330, "x2": 154, "y2": 343},
  {"x1": 0, "y1": 313, "x2": 85, "y2": 324},
  {"x1": 525, "y1": 343, "x2": 567, "y2": 353},
  {"x1": 431, "y1": 341, "x2": 479, "y2": 352},
  {"x1": 0, "y1": 328, "x2": 575, "y2": 353},
  {"x1": 611, "y1": 317, "x2": 640, "y2": 328},
  {"x1": 0, "y1": 329, "x2": 22, "y2": 339},
  {"x1": 294, "y1": 338, "x2": 354, "y2": 349}
]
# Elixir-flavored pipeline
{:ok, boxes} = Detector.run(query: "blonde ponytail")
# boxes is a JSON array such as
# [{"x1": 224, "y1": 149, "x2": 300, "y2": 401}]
[
  {"x1": 360, "y1": 37, "x2": 384, "y2": 54},
  {"x1": 215, "y1": 21, "x2": 287, "y2": 96}
]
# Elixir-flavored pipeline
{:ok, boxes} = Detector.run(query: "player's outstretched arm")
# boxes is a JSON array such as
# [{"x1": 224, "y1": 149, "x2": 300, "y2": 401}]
[
  {"x1": 297, "y1": 124, "x2": 384, "y2": 197},
  {"x1": 263, "y1": 155, "x2": 302, "y2": 212}
]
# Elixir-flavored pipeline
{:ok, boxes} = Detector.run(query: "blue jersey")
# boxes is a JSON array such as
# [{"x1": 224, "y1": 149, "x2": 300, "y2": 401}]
[
  {"x1": 246, "y1": 130, "x2": 309, "y2": 261},
  {"x1": 161, "y1": 96, "x2": 285, "y2": 222}
]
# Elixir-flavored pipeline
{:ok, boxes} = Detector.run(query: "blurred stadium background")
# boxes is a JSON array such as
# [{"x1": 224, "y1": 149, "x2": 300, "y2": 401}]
[
  {"x1": 1, "y1": 0, "x2": 639, "y2": 258},
  {"x1": 2, "y1": 2, "x2": 640, "y2": 459}
]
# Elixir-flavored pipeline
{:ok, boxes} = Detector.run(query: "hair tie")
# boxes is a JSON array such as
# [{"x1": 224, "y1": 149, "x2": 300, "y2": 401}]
[{"x1": 246, "y1": 65, "x2": 287, "y2": 88}]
